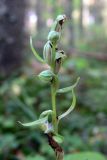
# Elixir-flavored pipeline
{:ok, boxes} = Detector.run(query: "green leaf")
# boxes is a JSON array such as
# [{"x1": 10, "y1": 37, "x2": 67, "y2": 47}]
[
  {"x1": 18, "y1": 116, "x2": 48, "y2": 127},
  {"x1": 30, "y1": 36, "x2": 45, "y2": 63},
  {"x1": 65, "y1": 152, "x2": 106, "y2": 160},
  {"x1": 0, "y1": 134, "x2": 16, "y2": 150},
  {"x1": 57, "y1": 77, "x2": 80, "y2": 94},
  {"x1": 26, "y1": 155, "x2": 45, "y2": 160},
  {"x1": 58, "y1": 89, "x2": 76, "y2": 120},
  {"x1": 39, "y1": 110, "x2": 53, "y2": 118},
  {"x1": 53, "y1": 134, "x2": 64, "y2": 144}
]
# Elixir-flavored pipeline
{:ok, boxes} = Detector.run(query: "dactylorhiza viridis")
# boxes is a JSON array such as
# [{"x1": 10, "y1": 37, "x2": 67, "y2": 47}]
[{"x1": 18, "y1": 14, "x2": 80, "y2": 160}]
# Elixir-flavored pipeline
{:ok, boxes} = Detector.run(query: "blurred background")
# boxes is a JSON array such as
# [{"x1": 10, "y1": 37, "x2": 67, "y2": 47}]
[{"x1": 0, "y1": 0, "x2": 107, "y2": 159}]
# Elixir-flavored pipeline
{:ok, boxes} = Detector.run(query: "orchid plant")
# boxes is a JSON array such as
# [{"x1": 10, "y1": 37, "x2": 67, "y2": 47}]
[{"x1": 18, "y1": 14, "x2": 79, "y2": 160}]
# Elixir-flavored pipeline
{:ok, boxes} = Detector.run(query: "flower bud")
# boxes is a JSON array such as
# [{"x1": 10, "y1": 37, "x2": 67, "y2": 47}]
[
  {"x1": 38, "y1": 70, "x2": 54, "y2": 83},
  {"x1": 48, "y1": 31, "x2": 60, "y2": 45},
  {"x1": 43, "y1": 41, "x2": 53, "y2": 66}
]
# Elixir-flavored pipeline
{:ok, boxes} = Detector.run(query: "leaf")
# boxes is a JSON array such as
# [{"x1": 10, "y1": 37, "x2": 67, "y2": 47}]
[
  {"x1": 53, "y1": 134, "x2": 64, "y2": 144},
  {"x1": 26, "y1": 155, "x2": 45, "y2": 160},
  {"x1": 30, "y1": 36, "x2": 45, "y2": 63},
  {"x1": 65, "y1": 152, "x2": 106, "y2": 160},
  {"x1": 39, "y1": 110, "x2": 53, "y2": 118},
  {"x1": 18, "y1": 116, "x2": 48, "y2": 127},
  {"x1": 0, "y1": 134, "x2": 16, "y2": 150},
  {"x1": 58, "y1": 89, "x2": 76, "y2": 120},
  {"x1": 57, "y1": 77, "x2": 80, "y2": 94}
]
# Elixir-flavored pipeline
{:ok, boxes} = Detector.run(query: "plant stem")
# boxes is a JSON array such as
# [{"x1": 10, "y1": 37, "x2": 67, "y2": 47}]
[
  {"x1": 56, "y1": 150, "x2": 64, "y2": 160},
  {"x1": 51, "y1": 84, "x2": 58, "y2": 133},
  {"x1": 47, "y1": 133, "x2": 64, "y2": 160}
]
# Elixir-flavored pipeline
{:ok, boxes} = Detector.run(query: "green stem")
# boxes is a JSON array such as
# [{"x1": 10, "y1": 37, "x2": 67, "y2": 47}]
[{"x1": 51, "y1": 84, "x2": 58, "y2": 133}]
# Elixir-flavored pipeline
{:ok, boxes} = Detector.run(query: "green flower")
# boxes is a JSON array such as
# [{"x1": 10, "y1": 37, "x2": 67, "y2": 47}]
[{"x1": 38, "y1": 70, "x2": 54, "y2": 83}]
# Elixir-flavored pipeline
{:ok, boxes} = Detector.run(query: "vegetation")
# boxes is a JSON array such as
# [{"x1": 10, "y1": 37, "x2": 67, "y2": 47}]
[{"x1": 0, "y1": 0, "x2": 107, "y2": 160}]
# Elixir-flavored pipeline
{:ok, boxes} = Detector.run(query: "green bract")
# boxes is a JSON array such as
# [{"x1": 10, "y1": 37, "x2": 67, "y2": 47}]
[
  {"x1": 53, "y1": 134, "x2": 64, "y2": 144},
  {"x1": 58, "y1": 89, "x2": 76, "y2": 121},
  {"x1": 39, "y1": 110, "x2": 53, "y2": 119},
  {"x1": 30, "y1": 36, "x2": 45, "y2": 63},
  {"x1": 18, "y1": 116, "x2": 48, "y2": 128},
  {"x1": 57, "y1": 77, "x2": 80, "y2": 94}
]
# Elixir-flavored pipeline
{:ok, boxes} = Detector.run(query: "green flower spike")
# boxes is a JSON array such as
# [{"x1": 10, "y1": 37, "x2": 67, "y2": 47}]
[{"x1": 19, "y1": 14, "x2": 80, "y2": 160}]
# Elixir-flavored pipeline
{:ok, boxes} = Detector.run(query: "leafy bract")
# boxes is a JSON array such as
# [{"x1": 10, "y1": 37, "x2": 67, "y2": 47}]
[
  {"x1": 53, "y1": 134, "x2": 64, "y2": 144},
  {"x1": 18, "y1": 116, "x2": 48, "y2": 127},
  {"x1": 57, "y1": 77, "x2": 80, "y2": 94},
  {"x1": 58, "y1": 89, "x2": 76, "y2": 120},
  {"x1": 39, "y1": 110, "x2": 53, "y2": 118},
  {"x1": 30, "y1": 36, "x2": 45, "y2": 63}
]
